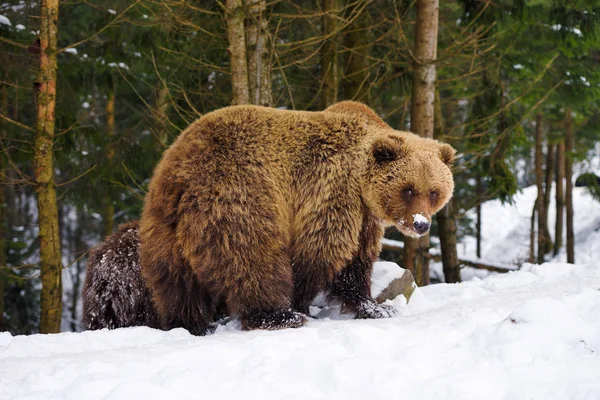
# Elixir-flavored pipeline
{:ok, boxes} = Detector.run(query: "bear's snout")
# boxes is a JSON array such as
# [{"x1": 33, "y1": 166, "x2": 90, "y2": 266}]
[{"x1": 413, "y1": 220, "x2": 430, "y2": 235}]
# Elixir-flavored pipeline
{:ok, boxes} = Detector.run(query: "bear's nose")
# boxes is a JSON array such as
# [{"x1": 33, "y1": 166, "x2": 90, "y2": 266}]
[{"x1": 413, "y1": 220, "x2": 430, "y2": 235}]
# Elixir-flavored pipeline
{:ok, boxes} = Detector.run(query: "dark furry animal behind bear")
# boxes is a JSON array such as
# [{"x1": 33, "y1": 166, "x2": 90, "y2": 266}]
[{"x1": 83, "y1": 221, "x2": 159, "y2": 330}]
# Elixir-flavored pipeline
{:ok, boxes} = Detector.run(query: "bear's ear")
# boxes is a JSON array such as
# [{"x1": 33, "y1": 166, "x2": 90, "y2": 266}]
[
  {"x1": 439, "y1": 143, "x2": 455, "y2": 167},
  {"x1": 326, "y1": 101, "x2": 389, "y2": 128},
  {"x1": 372, "y1": 136, "x2": 405, "y2": 164}
]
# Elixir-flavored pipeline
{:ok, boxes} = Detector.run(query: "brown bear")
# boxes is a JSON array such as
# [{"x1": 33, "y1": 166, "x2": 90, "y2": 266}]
[
  {"x1": 139, "y1": 101, "x2": 455, "y2": 335},
  {"x1": 82, "y1": 221, "x2": 160, "y2": 330}
]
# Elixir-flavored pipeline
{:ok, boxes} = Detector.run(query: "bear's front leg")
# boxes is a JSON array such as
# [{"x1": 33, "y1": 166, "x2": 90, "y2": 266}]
[
  {"x1": 329, "y1": 256, "x2": 398, "y2": 319},
  {"x1": 327, "y1": 210, "x2": 398, "y2": 319}
]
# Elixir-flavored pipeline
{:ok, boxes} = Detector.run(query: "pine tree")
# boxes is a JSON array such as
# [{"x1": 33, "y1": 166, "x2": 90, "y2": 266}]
[{"x1": 35, "y1": 0, "x2": 63, "y2": 333}]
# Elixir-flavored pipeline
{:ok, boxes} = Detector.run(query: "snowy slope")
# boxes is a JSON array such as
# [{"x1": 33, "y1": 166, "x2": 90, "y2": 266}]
[{"x1": 2, "y1": 261, "x2": 600, "y2": 400}]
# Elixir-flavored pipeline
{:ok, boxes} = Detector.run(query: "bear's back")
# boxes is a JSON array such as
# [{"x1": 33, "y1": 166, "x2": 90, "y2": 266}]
[{"x1": 157, "y1": 105, "x2": 371, "y2": 187}]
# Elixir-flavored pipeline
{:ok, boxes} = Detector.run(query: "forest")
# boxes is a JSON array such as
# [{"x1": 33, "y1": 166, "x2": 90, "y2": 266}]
[{"x1": 0, "y1": 0, "x2": 599, "y2": 337}]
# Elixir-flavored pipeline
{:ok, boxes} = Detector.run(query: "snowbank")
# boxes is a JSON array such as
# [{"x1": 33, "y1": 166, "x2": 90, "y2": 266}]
[{"x1": 2, "y1": 262, "x2": 599, "y2": 399}]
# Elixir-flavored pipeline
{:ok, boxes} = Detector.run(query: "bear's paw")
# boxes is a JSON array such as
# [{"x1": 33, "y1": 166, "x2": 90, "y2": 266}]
[{"x1": 355, "y1": 301, "x2": 398, "y2": 319}]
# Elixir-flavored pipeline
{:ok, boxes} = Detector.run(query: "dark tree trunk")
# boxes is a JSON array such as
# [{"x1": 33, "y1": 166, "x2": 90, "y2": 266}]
[
  {"x1": 102, "y1": 90, "x2": 115, "y2": 239},
  {"x1": 554, "y1": 141, "x2": 565, "y2": 256},
  {"x1": 434, "y1": 87, "x2": 459, "y2": 283},
  {"x1": 534, "y1": 114, "x2": 546, "y2": 264},
  {"x1": 529, "y1": 202, "x2": 536, "y2": 264},
  {"x1": 69, "y1": 211, "x2": 84, "y2": 332},
  {"x1": 437, "y1": 200, "x2": 461, "y2": 283},
  {"x1": 476, "y1": 171, "x2": 482, "y2": 258},
  {"x1": 543, "y1": 143, "x2": 555, "y2": 254},
  {"x1": 344, "y1": 1, "x2": 371, "y2": 101},
  {"x1": 564, "y1": 109, "x2": 575, "y2": 263},
  {"x1": 0, "y1": 82, "x2": 7, "y2": 331},
  {"x1": 321, "y1": 0, "x2": 339, "y2": 107}
]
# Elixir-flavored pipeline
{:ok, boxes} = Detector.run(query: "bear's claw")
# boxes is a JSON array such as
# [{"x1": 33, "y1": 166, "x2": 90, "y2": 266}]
[
  {"x1": 356, "y1": 301, "x2": 398, "y2": 319},
  {"x1": 242, "y1": 310, "x2": 308, "y2": 331}
]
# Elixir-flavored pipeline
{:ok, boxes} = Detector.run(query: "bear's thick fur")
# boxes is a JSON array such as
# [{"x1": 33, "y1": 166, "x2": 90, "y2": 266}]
[
  {"x1": 138, "y1": 101, "x2": 455, "y2": 335},
  {"x1": 83, "y1": 221, "x2": 160, "y2": 330}
]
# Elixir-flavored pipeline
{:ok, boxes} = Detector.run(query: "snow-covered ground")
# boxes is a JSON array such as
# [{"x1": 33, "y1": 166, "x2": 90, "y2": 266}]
[{"x1": 2, "y1": 261, "x2": 600, "y2": 400}]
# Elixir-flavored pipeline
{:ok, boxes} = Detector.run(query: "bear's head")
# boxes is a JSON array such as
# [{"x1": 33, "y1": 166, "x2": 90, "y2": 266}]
[
  {"x1": 325, "y1": 101, "x2": 456, "y2": 238},
  {"x1": 363, "y1": 132, "x2": 455, "y2": 238}
]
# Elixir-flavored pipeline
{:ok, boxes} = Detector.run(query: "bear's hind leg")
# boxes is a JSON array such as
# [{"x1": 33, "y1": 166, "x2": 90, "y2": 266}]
[
  {"x1": 180, "y1": 179, "x2": 307, "y2": 332},
  {"x1": 147, "y1": 259, "x2": 215, "y2": 336}
]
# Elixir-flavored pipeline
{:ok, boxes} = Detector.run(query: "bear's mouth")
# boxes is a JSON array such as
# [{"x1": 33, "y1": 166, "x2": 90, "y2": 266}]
[
  {"x1": 395, "y1": 219, "x2": 428, "y2": 238},
  {"x1": 397, "y1": 225, "x2": 426, "y2": 238}
]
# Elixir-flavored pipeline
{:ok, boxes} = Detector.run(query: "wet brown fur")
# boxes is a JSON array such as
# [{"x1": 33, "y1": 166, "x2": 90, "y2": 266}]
[{"x1": 140, "y1": 101, "x2": 455, "y2": 335}]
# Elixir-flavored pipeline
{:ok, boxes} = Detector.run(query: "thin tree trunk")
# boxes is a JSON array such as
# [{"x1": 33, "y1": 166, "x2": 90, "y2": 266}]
[
  {"x1": 344, "y1": 1, "x2": 371, "y2": 101},
  {"x1": 69, "y1": 210, "x2": 83, "y2": 332},
  {"x1": 543, "y1": 143, "x2": 555, "y2": 254},
  {"x1": 476, "y1": 171, "x2": 482, "y2": 258},
  {"x1": 434, "y1": 87, "x2": 459, "y2": 283},
  {"x1": 35, "y1": 0, "x2": 62, "y2": 333},
  {"x1": 0, "y1": 82, "x2": 7, "y2": 331},
  {"x1": 321, "y1": 0, "x2": 339, "y2": 107},
  {"x1": 102, "y1": 90, "x2": 115, "y2": 238},
  {"x1": 564, "y1": 109, "x2": 575, "y2": 263},
  {"x1": 226, "y1": 0, "x2": 250, "y2": 105},
  {"x1": 245, "y1": 0, "x2": 272, "y2": 106},
  {"x1": 529, "y1": 203, "x2": 536, "y2": 263},
  {"x1": 534, "y1": 114, "x2": 545, "y2": 264},
  {"x1": 403, "y1": 0, "x2": 438, "y2": 286},
  {"x1": 554, "y1": 141, "x2": 565, "y2": 256},
  {"x1": 437, "y1": 200, "x2": 461, "y2": 283}
]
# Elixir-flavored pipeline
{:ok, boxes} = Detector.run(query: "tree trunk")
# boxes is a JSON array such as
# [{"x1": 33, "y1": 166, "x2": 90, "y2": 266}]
[
  {"x1": 529, "y1": 202, "x2": 536, "y2": 263},
  {"x1": 403, "y1": 0, "x2": 438, "y2": 286},
  {"x1": 245, "y1": 0, "x2": 272, "y2": 106},
  {"x1": 69, "y1": 210, "x2": 84, "y2": 332},
  {"x1": 543, "y1": 143, "x2": 555, "y2": 254},
  {"x1": 0, "y1": 82, "x2": 7, "y2": 331},
  {"x1": 343, "y1": 1, "x2": 370, "y2": 101},
  {"x1": 102, "y1": 91, "x2": 115, "y2": 238},
  {"x1": 564, "y1": 109, "x2": 575, "y2": 263},
  {"x1": 321, "y1": 0, "x2": 339, "y2": 107},
  {"x1": 534, "y1": 114, "x2": 546, "y2": 264},
  {"x1": 35, "y1": 0, "x2": 62, "y2": 334},
  {"x1": 437, "y1": 200, "x2": 460, "y2": 283},
  {"x1": 434, "y1": 87, "x2": 459, "y2": 283},
  {"x1": 226, "y1": 0, "x2": 250, "y2": 105},
  {"x1": 476, "y1": 171, "x2": 482, "y2": 258},
  {"x1": 554, "y1": 141, "x2": 565, "y2": 256}
]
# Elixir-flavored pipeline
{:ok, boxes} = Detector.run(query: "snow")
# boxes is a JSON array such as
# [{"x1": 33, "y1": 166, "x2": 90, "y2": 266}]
[
  {"x1": 64, "y1": 47, "x2": 78, "y2": 55},
  {"x1": 108, "y1": 9, "x2": 116, "y2": 15},
  {"x1": 413, "y1": 213, "x2": 428, "y2": 223},
  {"x1": 2, "y1": 262, "x2": 600, "y2": 399},
  {"x1": 0, "y1": 14, "x2": 11, "y2": 26},
  {"x1": 15, "y1": 23, "x2": 24, "y2": 30}
]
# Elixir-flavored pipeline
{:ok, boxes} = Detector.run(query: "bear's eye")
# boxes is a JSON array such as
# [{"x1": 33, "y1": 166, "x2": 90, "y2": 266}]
[
  {"x1": 402, "y1": 188, "x2": 414, "y2": 197},
  {"x1": 430, "y1": 191, "x2": 439, "y2": 203}
]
